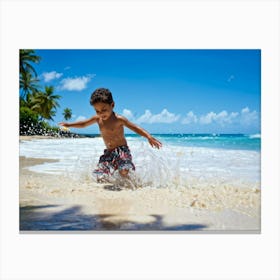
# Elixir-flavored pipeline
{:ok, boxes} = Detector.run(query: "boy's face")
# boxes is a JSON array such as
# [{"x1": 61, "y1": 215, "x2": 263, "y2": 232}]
[{"x1": 93, "y1": 102, "x2": 114, "y2": 121}]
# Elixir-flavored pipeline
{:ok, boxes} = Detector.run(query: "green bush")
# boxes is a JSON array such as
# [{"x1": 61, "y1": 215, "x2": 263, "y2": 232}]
[
  {"x1": 20, "y1": 105, "x2": 79, "y2": 137},
  {"x1": 20, "y1": 106, "x2": 64, "y2": 136},
  {"x1": 19, "y1": 107, "x2": 40, "y2": 135}
]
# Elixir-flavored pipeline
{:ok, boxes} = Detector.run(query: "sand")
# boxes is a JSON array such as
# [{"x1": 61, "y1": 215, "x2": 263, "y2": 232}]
[
  {"x1": 20, "y1": 135, "x2": 60, "y2": 141},
  {"x1": 19, "y1": 153, "x2": 261, "y2": 232}
]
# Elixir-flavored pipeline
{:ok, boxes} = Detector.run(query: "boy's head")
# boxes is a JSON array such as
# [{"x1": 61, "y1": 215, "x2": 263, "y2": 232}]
[
  {"x1": 90, "y1": 88, "x2": 115, "y2": 121},
  {"x1": 90, "y1": 88, "x2": 114, "y2": 106}
]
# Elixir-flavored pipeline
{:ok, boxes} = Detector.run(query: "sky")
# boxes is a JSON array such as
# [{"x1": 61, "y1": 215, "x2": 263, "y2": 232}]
[{"x1": 32, "y1": 49, "x2": 260, "y2": 134}]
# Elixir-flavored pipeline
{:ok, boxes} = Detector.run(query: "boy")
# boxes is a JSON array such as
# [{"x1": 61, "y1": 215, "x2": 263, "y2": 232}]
[{"x1": 59, "y1": 88, "x2": 162, "y2": 180}]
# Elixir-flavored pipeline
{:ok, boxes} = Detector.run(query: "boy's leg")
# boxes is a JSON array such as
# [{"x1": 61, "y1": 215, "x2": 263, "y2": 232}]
[
  {"x1": 116, "y1": 146, "x2": 135, "y2": 178},
  {"x1": 97, "y1": 175, "x2": 110, "y2": 183},
  {"x1": 119, "y1": 169, "x2": 129, "y2": 177},
  {"x1": 118, "y1": 169, "x2": 136, "y2": 189}
]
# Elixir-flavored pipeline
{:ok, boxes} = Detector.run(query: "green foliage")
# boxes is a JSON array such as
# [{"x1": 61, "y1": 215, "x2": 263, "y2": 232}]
[
  {"x1": 29, "y1": 86, "x2": 61, "y2": 120},
  {"x1": 20, "y1": 71, "x2": 40, "y2": 99},
  {"x1": 20, "y1": 106, "x2": 61, "y2": 136},
  {"x1": 20, "y1": 49, "x2": 41, "y2": 77},
  {"x1": 63, "y1": 108, "x2": 72, "y2": 121},
  {"x1": 40, "y1": 121, "x2": 60, "y2": 133},
  {"x1": 19, "y1": 106, "x2": 40, "y2": 135},
  {"x1": 19, "y1": 50, "x2": 76, "y2": 136},
  {"x1": 19, "y1": 50, "x2": 64, "y2": 135}
]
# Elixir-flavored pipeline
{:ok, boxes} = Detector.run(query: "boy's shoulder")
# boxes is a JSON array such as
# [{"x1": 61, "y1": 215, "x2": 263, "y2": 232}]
[{"x1": 115, "y1": 113, "x2": 128, "y2": 123}]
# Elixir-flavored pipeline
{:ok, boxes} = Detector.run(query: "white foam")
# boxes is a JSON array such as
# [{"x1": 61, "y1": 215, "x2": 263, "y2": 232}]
[
  {"x1": 20, "y1": 137, "x2": 260, "y2": 189},
  {"x1": 249, "y1": 133, "x2": 261, "y2": 139}
]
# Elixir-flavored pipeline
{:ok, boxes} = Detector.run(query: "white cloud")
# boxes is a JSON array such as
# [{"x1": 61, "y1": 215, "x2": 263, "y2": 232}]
[
  {"x1": 229, "y1": 112, "x2": 239, "y2": 121},
  {"x1": 241, "y1": 107, "x2": 250, "y2": 114},
  {"x1": 240, "y1": 107, "x2": 258, "y2": 125},
  {"x1": 123, "y1": 109, "x2": 180, "y2": 124},
  {"x1": 122, "y1": 109, "x2": 135, "y2": 120},
  {"x1": 137, "y1": 109, "x2": 180, "y2": 124},
  {"x1": 137, "y1": 109, "x2": 180, "y2": 123},
  {"x1": 42, "y1": 71, "x2": 63, "y2": 82},
  {"x1": 75, "y1": 116, "x2": 87, "y2": 122},
  {"x1": 199, "y1": 110, "x2": 239, "y2": 125},
  {"x1": 181, "y1": 111, "x2": 198, "y2": 124},
  {"x1": 200, "y1": 111, "x2": 217, "y2": 124},
  {"x1": 198, "y1": 107, "x2": 258, "y2": 127},
  {"x1": 119, "y1": 107, "x2": 258, "y2": 129},
  {"x1": 59, "y1": 74, "x2": 95, "y2": 91},
  {"x1": 137, "y1": 110, "x2": 152, "y2": 123}
]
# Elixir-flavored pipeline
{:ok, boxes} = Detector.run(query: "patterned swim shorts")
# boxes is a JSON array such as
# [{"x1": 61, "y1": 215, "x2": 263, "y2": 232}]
[{"x1": 93, "y1": 145, "x2": 135, "y2": 176}]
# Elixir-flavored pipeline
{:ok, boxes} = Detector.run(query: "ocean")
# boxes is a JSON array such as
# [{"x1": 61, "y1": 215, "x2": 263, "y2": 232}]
[{"x1": 20, "y1": 134, "x2": 261, "y2": 189}]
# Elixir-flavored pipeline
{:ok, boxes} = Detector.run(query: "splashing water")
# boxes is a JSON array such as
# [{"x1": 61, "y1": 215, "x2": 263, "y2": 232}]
[
  {"x1": 20, "y1": 136, "x2": 260, "y2": 190},
  {"x1": 90, "y1": 143, "x2": 185, "y2": 189}
]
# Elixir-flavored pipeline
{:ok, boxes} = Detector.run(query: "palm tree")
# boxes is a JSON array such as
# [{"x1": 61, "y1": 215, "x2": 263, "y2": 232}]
[
  {"x1": 30, "y1": 86, "x2": 61, "y2": 120},
  {"x1": 20, "y1": 49, "x2": 41, "y2": 77},
  {"x1": 63, "y1": 108, "x2": 72, "y2": 121},
  {"x1": 20, "y1": 71, "x2": 40, "y2": 99},
  {"x1": 19, "y1": 49, "x2": 41, "y2": 101}
]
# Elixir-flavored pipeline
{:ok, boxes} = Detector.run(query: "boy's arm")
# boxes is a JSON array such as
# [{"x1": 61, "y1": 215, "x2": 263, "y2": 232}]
[
  {"x1": 59, "y1": 115, "x2": 98, "y2": 128},
  {"x1": 120, "y1": 116, "x2": 162, "y2": 149}
]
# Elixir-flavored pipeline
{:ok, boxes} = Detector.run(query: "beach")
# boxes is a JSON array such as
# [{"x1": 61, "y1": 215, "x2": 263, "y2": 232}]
[{"x1": 19, "y1": 135, "x2": 261, "y2": 232}]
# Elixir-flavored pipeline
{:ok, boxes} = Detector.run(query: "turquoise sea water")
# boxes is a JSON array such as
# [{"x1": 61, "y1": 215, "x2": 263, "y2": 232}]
[
  {"x1": 153, "y1": 133, "x2": 260, "y2": 151},
  {"x1": 83, "y1": 133, "x2": 261, "y2": 151}
]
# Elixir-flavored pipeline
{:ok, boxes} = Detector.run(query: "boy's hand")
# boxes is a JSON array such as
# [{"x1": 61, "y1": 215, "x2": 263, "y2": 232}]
[
  {"x1": 58, "y1": 122, "x2": 70, "y2": 127},
  {"x1": 148, "y1": 136, "x2": 162, "y2": 149}
]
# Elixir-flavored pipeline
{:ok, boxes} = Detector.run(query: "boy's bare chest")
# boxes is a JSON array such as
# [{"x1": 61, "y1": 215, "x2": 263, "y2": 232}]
[{"x1": 99, "y1": 120, "x2": 123, "y2": 135}]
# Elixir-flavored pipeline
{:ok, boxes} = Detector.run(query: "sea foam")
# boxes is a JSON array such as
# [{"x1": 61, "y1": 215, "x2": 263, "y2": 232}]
[{"x1": 20, "y1": 137, "x2": 260, "y2": 189}]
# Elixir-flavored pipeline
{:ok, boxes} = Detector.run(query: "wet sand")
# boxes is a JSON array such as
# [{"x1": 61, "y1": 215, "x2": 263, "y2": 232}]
[
  {"x1": 19, "y1": 156, "x2": 261, "y2": 232},
  {"x1": 20, "y1": 135, "x2": 60, "y2": 141}
]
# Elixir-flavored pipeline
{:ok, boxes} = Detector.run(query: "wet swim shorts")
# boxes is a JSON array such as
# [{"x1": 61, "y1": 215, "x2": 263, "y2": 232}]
[{"x1": 93, "y1": 145, "x2": 135, "y2": 176}]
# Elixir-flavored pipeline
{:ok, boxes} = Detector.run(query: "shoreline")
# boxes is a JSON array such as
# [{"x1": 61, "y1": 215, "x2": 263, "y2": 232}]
[
  {"x1": 19, "y1": 133, "x2": 101, "y2": 141},
  {"x1": 19, "y1": 154, "x2": 261, "y2": 232},
  {"x1": 20, "y1": 135, "x2": 60, "y2": 141}
]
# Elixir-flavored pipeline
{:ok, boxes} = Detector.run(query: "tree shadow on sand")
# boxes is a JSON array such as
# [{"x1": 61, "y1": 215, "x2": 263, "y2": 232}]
[{"x1": 20, "y1": 205, "x2": 208, "y2": 231}]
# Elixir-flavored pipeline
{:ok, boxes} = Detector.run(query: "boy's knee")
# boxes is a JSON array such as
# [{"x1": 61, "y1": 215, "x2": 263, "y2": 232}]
[{"x1": 119, "y1": 169, "x2": 129, "y2": 177}]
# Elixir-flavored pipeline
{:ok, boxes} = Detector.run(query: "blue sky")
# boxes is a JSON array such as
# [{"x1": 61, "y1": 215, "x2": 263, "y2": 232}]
[{"x1": 33, "y1": 49, "x2": 260, "y2": 134}]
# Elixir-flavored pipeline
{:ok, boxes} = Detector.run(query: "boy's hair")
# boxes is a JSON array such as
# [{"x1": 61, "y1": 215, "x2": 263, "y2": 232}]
[{"x1": 90, "y1": 88, "x2": 114, "y2": 105}]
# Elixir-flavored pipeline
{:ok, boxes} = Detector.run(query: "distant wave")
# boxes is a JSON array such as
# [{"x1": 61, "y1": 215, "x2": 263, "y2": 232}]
[{"x1": 249, "y1": 134, "x2": 261, "y2": 139}]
